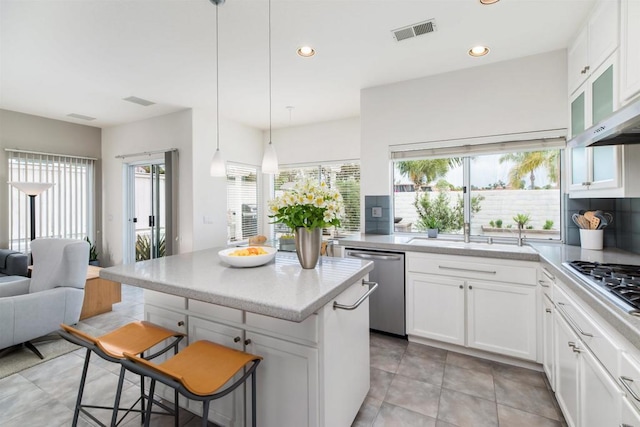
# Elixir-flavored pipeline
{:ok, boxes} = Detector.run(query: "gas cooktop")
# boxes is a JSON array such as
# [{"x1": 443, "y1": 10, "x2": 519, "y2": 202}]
[{"x1": 565, "y1": 260, "x2": 640, "y2": 316}]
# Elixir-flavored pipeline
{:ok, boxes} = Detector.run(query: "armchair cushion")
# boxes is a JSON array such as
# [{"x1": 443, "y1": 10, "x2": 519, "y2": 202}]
[
  {"x1": 0, "y1": 249, "x2": 28, "y2": 277},
  {"x1": 0, "y1": 276, "x2": 31, "y2": 298},
  {"x1": 29, "y1": 239, "x2": 89, "y2": 294}
]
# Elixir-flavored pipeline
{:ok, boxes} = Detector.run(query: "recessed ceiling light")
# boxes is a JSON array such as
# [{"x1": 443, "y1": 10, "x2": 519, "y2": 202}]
[
  {"x1": 468, "y1": 45, "x2": 490, "y2": 57},
  {"x1": 297, "y1": 46, "x2": 315, "y2": 57},
  {"x1": 480, "y1": 0, "x2": 500, "y2": 4}
]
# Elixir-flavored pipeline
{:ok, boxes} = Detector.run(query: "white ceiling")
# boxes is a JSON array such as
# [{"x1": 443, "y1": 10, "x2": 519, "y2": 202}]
[{"x1": 0, "y1": 0, "x2": 595, "y2": 130}]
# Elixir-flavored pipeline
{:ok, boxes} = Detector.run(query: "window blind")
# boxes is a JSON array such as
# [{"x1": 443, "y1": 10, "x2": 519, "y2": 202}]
[
  {"x1": 6, "y1": 149, "x2": 96, "y2": 252},
  {"x1": 274, "y1": 162, "x2": 361, "y2": 233},
  {"x1": 227, "y1": 163, "x2": 259, "y2": 242}
]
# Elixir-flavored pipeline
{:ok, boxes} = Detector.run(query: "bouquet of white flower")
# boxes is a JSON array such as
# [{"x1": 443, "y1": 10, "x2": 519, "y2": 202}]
[{"x1": 268, "y1": 179, "x2": 345, "y2": 230}]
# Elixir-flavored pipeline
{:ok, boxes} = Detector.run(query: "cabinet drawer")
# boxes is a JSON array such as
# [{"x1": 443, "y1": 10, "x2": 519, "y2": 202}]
[
  {"x1": 621, "y1": 352, "x2": 640, "y2": 413},
  {"x1": 246, "y1": 312, "x2": 318, "y2": 344},
  {"x1": 144, "y1": 289, "x2": 187, "y2": 310},
  {"x1": 555, "y1": 285, "x2": 620, "y2": 375},
  {"x1": 406, "y1": 253, "x2": 536, "y2": 285},
  {"x1": 188, "y1": 299, "x2": 243, "y2": 324},
  {"x1": 538, "y1": 265, "x2": 555, "y2": 298}
]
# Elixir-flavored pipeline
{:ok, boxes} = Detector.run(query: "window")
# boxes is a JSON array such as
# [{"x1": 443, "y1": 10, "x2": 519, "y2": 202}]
[
  {"x1": 393, "y1": 140, "x2": 562, "y2": 241},
  {"x1": 273, "y1": 162, "x2": 360, "y2": 236},
  {"x1": 227, "y1": 163, "x2": 260, "y2": 242},
  {"x1": 7, "y1": 149, "x2": 96, "y2": 251}
]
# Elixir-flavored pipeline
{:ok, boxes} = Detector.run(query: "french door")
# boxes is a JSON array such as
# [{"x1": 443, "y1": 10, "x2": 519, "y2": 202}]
[{"x1": 125, "y1": 161, "x2": 169, "y2": 263}]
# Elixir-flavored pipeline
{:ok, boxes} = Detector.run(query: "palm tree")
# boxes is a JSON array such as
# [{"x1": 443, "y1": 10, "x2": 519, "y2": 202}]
[
  {"x1": 499, "y1": 150, "x2": 559, "y2": 190},
  {"x1": 396, "y1": 158, "x2": 462, "y2": 191}
]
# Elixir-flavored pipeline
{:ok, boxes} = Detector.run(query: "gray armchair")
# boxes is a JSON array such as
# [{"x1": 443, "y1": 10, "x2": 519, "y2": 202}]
[{"x1": 0, "y1": 238, "x2": 89, "y2": 359}]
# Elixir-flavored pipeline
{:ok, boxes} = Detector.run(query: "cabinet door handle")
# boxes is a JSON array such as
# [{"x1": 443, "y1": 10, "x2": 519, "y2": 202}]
[
  {"x1": 538, "y1": 280, "x2": 550, "y2": 288},
  {"x1": 557, "y1": 302, "x2": 594, "y2": 337},
  {"x1": 545, "y1": 308, "x2": 552, "y2": 313},
  {"x1": 585, "y1": 65, "x2": 590, "y2": 72},
  {"x1": 459, "y1": 285, "x2": 464, "y2": 289},
  {"x1": 438, "y1": 265, "x2": 496, "y2": 275},
  {"x1": 572, "y1": 346, "x2": 582, "y2": 353},
  {"x1": 620, "y1": 376, "x2": 640, "y2": 402},
  {"x1": 234, "y1": 336, "x2": 241, "y2": 343},
  {"x1": 469, "y1": 285, "x2": 473, "y2": 290},
  {"x1": 177, "y1": 321, "x2": 185, "y2": 327},
  {"x1": 244, "y1": 339, "x2": 252, "y2": 346},
  {"x1": 333, "y1": 280, "x2": 378, "y2": 311},
  {"x1": 581, "y1": 67, "x2": 587, "y2": 74},
  {"x1": 568, "y1": 341, "x2": 576, "y2": 348},
  {"x1": 541, "y1": 268, "x2": 555, "y2": 282}
]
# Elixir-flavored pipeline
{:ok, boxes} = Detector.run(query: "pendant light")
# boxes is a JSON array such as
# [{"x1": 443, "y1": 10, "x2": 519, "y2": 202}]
[
  {"x1": 209, "y1": 0, "x2": 226, "y2": 177},
  {"x1": 261, "y1": 0, "x2": 279, "y2": 174}
]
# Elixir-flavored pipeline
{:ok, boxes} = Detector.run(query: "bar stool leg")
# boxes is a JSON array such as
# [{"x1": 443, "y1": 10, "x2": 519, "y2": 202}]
[
  {"x1": 72, "y1": 348, "x2": 92, "y2": 427},
  {"x1": 201, "y1": 400, "x2": 210, "y2": 427},
  {"x1": 251, "y1": 371, "x2": 257, "y2": 427},
  {"x1": 110, "y1": 366, "x2": 127, "y2": 427},
  {"x1": 144, "y1": 379, "x2": 156, "y2": 427}
]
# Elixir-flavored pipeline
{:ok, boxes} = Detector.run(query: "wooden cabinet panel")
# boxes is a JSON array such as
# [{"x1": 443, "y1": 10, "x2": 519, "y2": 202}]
[{"x1": 79, "y1": 266, "x2": 121, "y2": 320}]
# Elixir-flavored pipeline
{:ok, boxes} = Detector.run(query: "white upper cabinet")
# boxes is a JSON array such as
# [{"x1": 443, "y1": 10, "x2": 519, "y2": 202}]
[
  {"x1": 620, "y1": 0, "x2": 640, "y2": 102},
  {"x1": 568, "y1": 0, "x2": 620, "y2": 95}
]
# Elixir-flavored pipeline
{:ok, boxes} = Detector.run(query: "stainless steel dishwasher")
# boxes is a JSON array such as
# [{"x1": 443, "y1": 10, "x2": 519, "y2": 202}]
[{"x1": 345, "y1": 248, "x2": 405, "y2": 336}]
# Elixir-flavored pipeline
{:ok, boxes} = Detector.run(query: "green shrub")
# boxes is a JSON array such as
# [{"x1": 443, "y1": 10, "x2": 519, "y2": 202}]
[
  {"x1": 495, "y1": 219, "x2": 503, "y2": 228},
  {"x1": 136, "y1": 233, "x2": 166, "y2": 261},
  {"x1": 543, "y1": 220, "x2": 554, "y2": 230}
]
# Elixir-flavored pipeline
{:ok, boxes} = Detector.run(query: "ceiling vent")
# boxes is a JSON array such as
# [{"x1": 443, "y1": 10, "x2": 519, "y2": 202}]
[
  {"x1": 392, "y1": 19, "x2": 437, "y2": 42},
  {"x1": 67, "y1": 113, "x2": 96, "y2": 121},
  {"x1": 123, "y1": 96, "x2": 155, "y2": 107}
]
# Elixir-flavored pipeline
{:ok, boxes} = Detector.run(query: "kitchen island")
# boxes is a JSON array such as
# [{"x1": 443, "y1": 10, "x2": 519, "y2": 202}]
[{"x1": 100, "y1": 249, "x2": 374, "y2": 427}]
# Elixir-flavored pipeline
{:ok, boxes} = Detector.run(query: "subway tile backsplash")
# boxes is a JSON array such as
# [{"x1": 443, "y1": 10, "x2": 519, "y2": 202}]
[
  {"x1": 364, "y1": 195, "x2": 393, "y2": 235},
  {"x1": 564, "y1": 195, "x2": 640, "y2": 255}
]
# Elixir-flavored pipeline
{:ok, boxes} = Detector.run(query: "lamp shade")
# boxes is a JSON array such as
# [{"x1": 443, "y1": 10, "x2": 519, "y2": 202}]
[
  {"x1": 210, "y1": 148, "x2": 226, "y2": 177},
  {"x1": 262, "y1": 142, "x2": 278, "y2": 174},
  {"x1": 9, "y1": 182, "x2": 54, "y2": 196}
]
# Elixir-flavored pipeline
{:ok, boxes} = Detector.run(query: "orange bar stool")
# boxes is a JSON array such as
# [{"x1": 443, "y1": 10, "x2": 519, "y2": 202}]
[
  {"x1": 59, "y1": 321, "x2": 185, "y2": 427},
  {"x1": 120, "y1": 340, "x2": 262, "y2": 427}
]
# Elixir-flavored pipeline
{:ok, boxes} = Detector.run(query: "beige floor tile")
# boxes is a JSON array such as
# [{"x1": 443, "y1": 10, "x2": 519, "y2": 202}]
[
  {"x1": 446, "y1": 351, "x2": 494, "y2": 374},
  {"x1": 373, "y1": 403, "x2": 437, "y2": 427},
  {"x1": 368, "y1": 367, "x2": 395, "y2": 401},
  {"x1": 437, "y1": 388, "x2": 498, "y2": 427},
  {"x1": 494, "y1": 376, "x2": 561, "y2": 421},
  {"x1": 352, "y1": 396, "x2": 383, "y2": 427},
  {"x1": 396, "y1": 353, "x2": 445, "y2": 387},
  {"x1": 492, "y1": 362, "x2": 547, "y2": 389},
  {"x1": 497, "y1": 404, "x2": 563, "y2": 427},
  {"x1": 384, "y1": 375, "x2": 440, "y2": 418},
  {"x1": 442, "y1": 364, "x2": 495, "y2": 401}
]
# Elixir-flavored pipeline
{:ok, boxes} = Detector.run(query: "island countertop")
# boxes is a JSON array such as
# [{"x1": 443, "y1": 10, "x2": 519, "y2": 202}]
[{"x1": 99, "y1": 248, "x2": 373, "y2": 322}]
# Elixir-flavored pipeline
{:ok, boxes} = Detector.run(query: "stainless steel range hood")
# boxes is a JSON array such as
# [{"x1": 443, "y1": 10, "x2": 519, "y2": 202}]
[{"x1": 567, "y1": 97, "x2": 640, "y2": 148}]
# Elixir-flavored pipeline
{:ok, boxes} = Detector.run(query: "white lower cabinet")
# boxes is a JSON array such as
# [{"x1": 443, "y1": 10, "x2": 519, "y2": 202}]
[
  {"x1": 405, "y1": 253, "x2": 537, "y2": 361},
  {"x1": 623, "y1": 396, "x2": 640, "y2": 427},
  {"x1": 555, "y1": 313, "x2": 580, "y2": 427},
  {"x1": 466, "y1": 280, "x2": 536, "y2": 360},
  {"x1": 245, "y1": 331, "x2": 319, "y2": 427},
  {"x1": 580, "y1": 346, "x2": 622, "y2": 427},
  {"x1": 406, "y1": 274, "x2": 465, "y2": 346},
  {"x1": 542, "y1": 294, "x2": 555, "y2": 390}
]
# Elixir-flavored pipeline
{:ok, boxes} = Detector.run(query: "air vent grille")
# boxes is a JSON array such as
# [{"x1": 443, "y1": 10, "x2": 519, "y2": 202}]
[
  {"x1": 392, "y1": 19, "x2": 437, "y2": 42},
  {"x1": 67, "y1": 113, "x2": 96, "y2": 121},
  {"x1": 123, "y1": 96, "x2": 155, "y2": 107}
]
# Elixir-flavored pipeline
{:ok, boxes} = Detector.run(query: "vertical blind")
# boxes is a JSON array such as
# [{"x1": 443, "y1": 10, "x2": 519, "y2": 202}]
[
  {"x1": 274, "y1": 162, "x2": 361, "y2": 233},
  {"x1": 226, "y1": 163, "x2": 259, "y2": 242},
  {"x1": 6, "y1": 150, "x2": 96, "y2": 252}
]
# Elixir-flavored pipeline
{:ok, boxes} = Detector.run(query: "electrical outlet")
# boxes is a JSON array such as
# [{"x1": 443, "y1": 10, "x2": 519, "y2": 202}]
[{"x1": 372, "y1": 207, "x2": 382, "y2": 218}]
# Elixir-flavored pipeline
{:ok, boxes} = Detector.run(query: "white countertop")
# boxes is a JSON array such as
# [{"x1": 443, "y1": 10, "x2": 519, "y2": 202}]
[{"x1": 100, "y1": 248, "x2": 373, "y2": 322}]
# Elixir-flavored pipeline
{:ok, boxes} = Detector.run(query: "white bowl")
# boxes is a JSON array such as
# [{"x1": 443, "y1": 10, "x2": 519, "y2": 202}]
[{"x1": 218, "y1": 246, "x2": 278, "y2": 268}]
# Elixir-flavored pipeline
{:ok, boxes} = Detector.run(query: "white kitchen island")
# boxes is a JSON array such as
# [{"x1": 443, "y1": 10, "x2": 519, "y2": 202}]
[{"x1": 100, "y1": 249, "x2": 374, "y2": 427}]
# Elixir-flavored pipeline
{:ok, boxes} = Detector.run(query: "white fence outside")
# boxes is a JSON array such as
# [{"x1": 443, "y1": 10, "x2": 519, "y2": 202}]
[{"x1": 394, "y1": 189, "x2": 561, "y2": 238}]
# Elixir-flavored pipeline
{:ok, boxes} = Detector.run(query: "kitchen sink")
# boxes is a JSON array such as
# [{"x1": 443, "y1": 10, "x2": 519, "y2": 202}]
[{"x1": 407, "y1": 238, "x2": 537, "y2": 254}]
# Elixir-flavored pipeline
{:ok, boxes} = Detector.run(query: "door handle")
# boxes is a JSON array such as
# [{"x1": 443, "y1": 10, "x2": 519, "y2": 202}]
[
  {"x1": 347, "y1": 252, "x2": 402, "y2": 261},
  {"x1": 333, "y1": 280, "x2": 379, "y2": 310},
  {"x1": 149, "y1": 215, "x2": 155, "y2": 227},
  {"x1": 620, "y1": 376, "x2": 640, "y2": 402}
]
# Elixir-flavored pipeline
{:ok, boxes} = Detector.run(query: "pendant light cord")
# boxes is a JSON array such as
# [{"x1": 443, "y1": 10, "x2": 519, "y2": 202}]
[
  {"x1": 216, "y1": 4, "x2": 220, "y2": 151},
  {"x1": 268, "y1": 0, "x2": 272, "y2": 144}
]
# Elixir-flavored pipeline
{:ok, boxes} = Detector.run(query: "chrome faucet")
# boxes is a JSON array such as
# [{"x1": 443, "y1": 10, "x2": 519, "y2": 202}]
[
  {"x1": 517, "y1": 225, "x2": 524, "y2": 247},
  {"x1": 463, "y1": 222, "x2": 470, "y2": 243}
]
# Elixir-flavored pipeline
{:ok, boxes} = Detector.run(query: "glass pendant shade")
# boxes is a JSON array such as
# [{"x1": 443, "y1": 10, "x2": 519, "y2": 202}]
[
  {"x1": 262, "y1": 142, "x2": 278, "y2": 174},
  {"x1": 210, "y1": 148, "x2": 226, "y2": 176},
  {"x1": 9, "y1": 182, "x2": 54, "y2": 196}
]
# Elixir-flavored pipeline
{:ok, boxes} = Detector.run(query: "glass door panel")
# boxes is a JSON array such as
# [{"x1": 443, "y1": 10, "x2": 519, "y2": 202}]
[
  {"x1": 592, "y1": 64, "x2": 614, "y2": 124},
  {"x1": 592, "y1": 146, "x2": 615, "y2": 183},
  {"x1": 571, "y1": 147, "x2": 587, "y2": 185},
  {"x1": 131, "y1": 162, "x2": 167, "y2": 262},
  {"x1": 571, "y1": 92, "x2": 586, "y2": 138}
]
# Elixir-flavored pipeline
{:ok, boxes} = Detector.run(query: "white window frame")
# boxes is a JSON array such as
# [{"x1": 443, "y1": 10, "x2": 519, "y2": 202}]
[{"x1": 227, "y1": 162, "x2": 261, "y2": 243}]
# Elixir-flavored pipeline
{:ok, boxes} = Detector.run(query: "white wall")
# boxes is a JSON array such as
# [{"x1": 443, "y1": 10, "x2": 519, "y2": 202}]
[
  {"x1": 101, "y1": 110, "x2": 193, "y2": 266},
  {"x1": 192, "y1": 108, "x2": 263, "y2": 250},
  {"x1": 360, "y1": 49, "x2": 569, "y2": 197},
  {"x1": 267, "y1": 117, "x2": 360, "y2": 165},
  {"x1": 0, "y1": 109, "x2": 102, "y2": 248}
]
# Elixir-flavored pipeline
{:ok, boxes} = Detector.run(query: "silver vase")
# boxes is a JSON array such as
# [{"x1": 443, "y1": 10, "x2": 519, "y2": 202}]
[{"x1": 295, "y1": 227, "x2": 322, "y2": 269}]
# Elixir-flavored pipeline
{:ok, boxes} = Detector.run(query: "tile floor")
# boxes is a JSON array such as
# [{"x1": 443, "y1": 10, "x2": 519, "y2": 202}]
[{"x1": 0, "y1": 285, "x2": 566, "y2": 427}]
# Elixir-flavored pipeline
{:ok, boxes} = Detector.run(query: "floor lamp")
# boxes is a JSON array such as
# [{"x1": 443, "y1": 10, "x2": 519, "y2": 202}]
[{"x1": 9, "y1": 182, "x2": 55, "y2": 243}]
